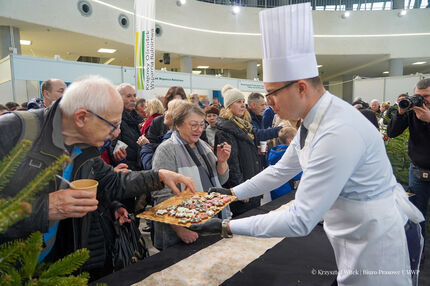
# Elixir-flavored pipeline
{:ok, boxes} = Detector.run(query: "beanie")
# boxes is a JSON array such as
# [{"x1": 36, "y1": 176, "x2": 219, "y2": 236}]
[{"x1": 222, "y1": 85, "x2": 244, "y2": 108}]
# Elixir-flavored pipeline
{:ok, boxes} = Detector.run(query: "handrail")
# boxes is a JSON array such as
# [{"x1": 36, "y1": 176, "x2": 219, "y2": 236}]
[{"x1": 197, "y1": 0, "x2": 430, "y2": 10}]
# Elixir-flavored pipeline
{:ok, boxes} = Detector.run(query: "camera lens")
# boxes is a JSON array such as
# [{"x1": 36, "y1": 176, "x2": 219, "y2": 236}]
[{"x1": 398, "y1": 98, "x2": 412, "y2": 110}]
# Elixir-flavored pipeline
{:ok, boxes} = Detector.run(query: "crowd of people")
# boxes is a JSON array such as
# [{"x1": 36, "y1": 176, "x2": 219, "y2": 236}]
[{"x1": 0, "y1": 75, "x2": 295, "y2": 281}]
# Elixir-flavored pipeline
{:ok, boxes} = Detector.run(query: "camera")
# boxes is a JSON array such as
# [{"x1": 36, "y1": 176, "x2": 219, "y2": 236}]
[{"x1": 398, "y1": 94, "x2": 425, "y2": 110}]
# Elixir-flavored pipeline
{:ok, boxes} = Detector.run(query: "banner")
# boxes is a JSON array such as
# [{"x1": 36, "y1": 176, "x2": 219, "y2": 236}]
[{"x1": 135, "y1": 0, "x2": 155, "y2": 91}]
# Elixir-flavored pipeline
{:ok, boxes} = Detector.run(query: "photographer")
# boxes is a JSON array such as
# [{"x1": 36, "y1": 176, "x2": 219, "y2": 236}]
[{"x1": 387, "y1": 78, "x2": 430, "y2": 259}]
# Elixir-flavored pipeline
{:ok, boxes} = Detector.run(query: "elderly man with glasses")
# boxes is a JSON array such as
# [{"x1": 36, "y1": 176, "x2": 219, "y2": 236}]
[{"x1": 0, "y1": 75, "x2": 195, "y2": 275}]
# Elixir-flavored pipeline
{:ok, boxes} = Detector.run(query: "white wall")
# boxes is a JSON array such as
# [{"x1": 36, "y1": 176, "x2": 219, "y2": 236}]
[
  {"x1": 353, "y1": 74, "x2": 422, "y2": 104},
  {"x1": 3, "y1": 54, "x2": 266, "y2": 101},
  {"x1": 1, "y1": 0, "x2": 429, "y2": 59}
]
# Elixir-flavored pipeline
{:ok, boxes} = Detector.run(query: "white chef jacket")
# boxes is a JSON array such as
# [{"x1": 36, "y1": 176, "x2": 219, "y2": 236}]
[{"x1": 230, "y1": 91, "x2": 399, "y2": 237}]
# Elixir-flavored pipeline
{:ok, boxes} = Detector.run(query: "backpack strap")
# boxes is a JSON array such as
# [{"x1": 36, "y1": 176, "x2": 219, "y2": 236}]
[{"x1": 14, "y1": 110, "x2": 43, "y2": 143}]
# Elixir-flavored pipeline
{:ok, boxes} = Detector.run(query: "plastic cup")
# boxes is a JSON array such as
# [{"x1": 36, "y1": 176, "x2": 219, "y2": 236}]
[
  {"x1": 113, "y1": 140, "x2": 128, "y2": 153},
  {"x1": 70, "y1": 179, "x2": 98, "y2": 199},
  {"x1": 260, "y1": 141, "x2": 268, "y2": 153}
]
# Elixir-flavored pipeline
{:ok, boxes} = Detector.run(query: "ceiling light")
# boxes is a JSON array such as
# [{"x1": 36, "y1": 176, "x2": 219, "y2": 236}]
[
  {"x1": 382, "y1": 71, "x2": 390, "y2": 74},
  {"x1": 97, "y1": 48, "x2": 116, "y2": 53},
  {"x1": 197, "y1": 65, "x2": 209, "y2": 69},
  {"x1": 232, "y1": 5, "x2": 240, "y2": 15},
  {"x1": 257, "y1": 64, "x2": 261, "y2": 67},
  {"x1": 341, "y1": 11, "x2": 350, "y2": 19},
  {"x1": 176, "y1": 0, "x2": 186, "y2": 6},
  {"x1": 317, "y1": 65, "x2": 323, "y2": 68},
  {"x1": 398, "y1": 9, "x2": 407, "y2": 17},
  {"x1": 20, "y1": 40, "x2": 31, "y2": 45},
  {"x1": 412, "y1": 61, "x2": 426, "y2": 65},
  {"x1": 192, "y1": 70, "x2": 202, "y2": 75}
]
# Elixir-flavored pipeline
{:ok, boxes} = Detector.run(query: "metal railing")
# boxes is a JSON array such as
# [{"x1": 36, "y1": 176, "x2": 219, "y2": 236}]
[{"x1": 197, "y1": 0, "x2": 429, "y2": 10}]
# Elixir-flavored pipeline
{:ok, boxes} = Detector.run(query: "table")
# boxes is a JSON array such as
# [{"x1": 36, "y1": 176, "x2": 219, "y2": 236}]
[{"x1": 95, "y1": 191, "x2": 338, "y2": 285}]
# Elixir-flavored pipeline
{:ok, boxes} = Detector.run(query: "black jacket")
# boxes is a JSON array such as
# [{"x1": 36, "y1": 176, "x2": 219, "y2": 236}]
[
  {"x1": 387, "y1": 109, "x2": 430, "y2": 169},
  {"x1": 147, "y1": 115, "x2": 169, "y2": 150},
  {"x1": 116, "y1": 110, "x2": 143, "y2": 170},
  {"x1": 214, "y1": 118, "x2": 261, "y2": 216},
  {"x1": 0, "y1": 101, "x2": 163, "y2": 273}
]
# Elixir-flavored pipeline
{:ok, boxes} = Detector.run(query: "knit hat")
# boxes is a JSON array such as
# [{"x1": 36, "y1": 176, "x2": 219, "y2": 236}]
[
  {"x1": 259, "y1": 3, "x2": 318, "y2": 82},
  {"x1": 222, "y1": 85, "x2": 245, "y2": 108}
]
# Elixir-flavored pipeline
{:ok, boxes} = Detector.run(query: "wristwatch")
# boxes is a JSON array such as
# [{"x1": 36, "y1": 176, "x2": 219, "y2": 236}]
[{"x1": 221, "y1": 219, "x2": 233, "y2": 238}]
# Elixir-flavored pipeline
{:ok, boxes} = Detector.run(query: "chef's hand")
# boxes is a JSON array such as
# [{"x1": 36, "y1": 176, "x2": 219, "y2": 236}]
[
  {"x1": 189, "y1": 218, "x2": 222, "y2": 234},
  {"x1": 208, "y1": 187, "x2": 233, "y2": 196},
  {"x1": 158, "y1": 169, "x2": 196, "y2": 195}
]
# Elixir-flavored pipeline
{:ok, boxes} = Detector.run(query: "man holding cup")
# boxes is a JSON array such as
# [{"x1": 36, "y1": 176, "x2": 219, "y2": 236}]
[{"x1": 0, "y1": 76, "x2": 195, "y2": 269}]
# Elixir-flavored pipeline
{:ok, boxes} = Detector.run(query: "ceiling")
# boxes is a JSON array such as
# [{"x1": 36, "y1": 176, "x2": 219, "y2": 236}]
[{"x1": 2, "y1": 16, "x2": 430, "y2": 81}]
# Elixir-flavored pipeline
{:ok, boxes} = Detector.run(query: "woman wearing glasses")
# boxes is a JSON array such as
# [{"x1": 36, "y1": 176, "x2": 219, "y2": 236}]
[{"x1": 151, "y1": 102, "x2": 231, "y2": 250}]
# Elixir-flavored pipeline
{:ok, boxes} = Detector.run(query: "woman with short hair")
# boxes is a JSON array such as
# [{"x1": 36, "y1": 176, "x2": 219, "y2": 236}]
[
  {"x1": 151, "y1": 101, "x2": 231, "y2": 250},
  {"x1": 140, "y1": 98, "x2": 164, "y2": 135}
]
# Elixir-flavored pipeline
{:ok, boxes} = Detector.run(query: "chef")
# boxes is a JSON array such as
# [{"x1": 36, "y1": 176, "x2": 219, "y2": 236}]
[{"x1": 191, "y1": 3, "x2": 424, "y2": 286}]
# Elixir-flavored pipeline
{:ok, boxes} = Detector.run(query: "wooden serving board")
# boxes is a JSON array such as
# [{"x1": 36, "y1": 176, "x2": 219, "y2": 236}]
[{"x1": 137, "y1": 190, "x2": 236, "y2": 227}]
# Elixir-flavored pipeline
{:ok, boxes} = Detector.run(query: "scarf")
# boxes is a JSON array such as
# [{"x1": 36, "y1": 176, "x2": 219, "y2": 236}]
[
  {"x1": 232, "y1": 115, "x2": 254, "y2": 141},
  {"x1": 171, "y1": 131, "x2": 230, "y2": 218}
]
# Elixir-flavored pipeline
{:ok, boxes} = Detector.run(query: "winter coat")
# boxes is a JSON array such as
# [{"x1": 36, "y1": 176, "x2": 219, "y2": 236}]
[
  {"x1": 214, "y1": 117, "x2": 261, "y2": 216},
  {"x1": 116, "y1": 109, "x2": 143, "y2": 170}
]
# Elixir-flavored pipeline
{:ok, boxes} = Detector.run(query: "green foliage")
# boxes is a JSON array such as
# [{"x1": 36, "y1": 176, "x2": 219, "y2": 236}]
[
  {"x1": 0, "y1": 139, "x2": 92, "y2": 285},
  {"x1": 0, "y1": 140, "x2": 70, "y2": 233},
  {"x1": 385, "y1": 129, "x2": 410, "y2": 187},
  {"x1": 0, "y1": 232, "x2": 90, "y2": 285},
  {"x1": 0, "y1": 140, "x2": 32, "y2": 190}
]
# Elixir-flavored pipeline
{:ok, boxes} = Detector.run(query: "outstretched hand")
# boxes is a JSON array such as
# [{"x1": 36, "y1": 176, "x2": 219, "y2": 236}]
[
  {"x1": 158, "y1": 169, "x2": 196, "y2": 195},
  {"x1": 208, "y1": 187, "x2": 233, "y2": 196}
]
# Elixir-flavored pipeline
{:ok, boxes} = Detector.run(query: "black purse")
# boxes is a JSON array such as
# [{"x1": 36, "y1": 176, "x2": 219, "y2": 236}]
[{"x1": 111, "y1": 213, "x2": 149, "y2": 271}]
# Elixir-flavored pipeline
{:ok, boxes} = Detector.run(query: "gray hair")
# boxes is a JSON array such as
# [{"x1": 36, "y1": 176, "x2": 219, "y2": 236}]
[
  {"x1": 172, "y1": 101, "x2": 205, "y2": 128},
  {"x1": 59, "y1": 75, "x2": 120, "y2": 116},
  {"x1": 116, "y1": 83, "x2": 135, "y2": 95},
  {"x1": 416, "y1": 78, "x2": 430, "y2": 90},
  {"x1": 370, "y1": 99, "x2": 379, "y2": 104},
  {"x1": 247, "y1": 92, "x2": 264, "y2": 105}
]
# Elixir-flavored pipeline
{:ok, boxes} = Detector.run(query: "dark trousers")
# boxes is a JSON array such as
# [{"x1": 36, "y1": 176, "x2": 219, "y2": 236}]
[{"x1": 409, "y1": 165, "x2": 430, "y2": 247}]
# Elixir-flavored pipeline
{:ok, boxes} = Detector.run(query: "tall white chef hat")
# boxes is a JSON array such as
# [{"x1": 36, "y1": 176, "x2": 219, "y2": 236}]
[{"x1": 259, "y1": 3, "x2": 318, "y2": 83}]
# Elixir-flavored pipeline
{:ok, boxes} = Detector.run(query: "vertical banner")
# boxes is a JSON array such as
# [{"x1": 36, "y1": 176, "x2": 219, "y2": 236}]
[{"x1": 135, "y1": 0, "x2": 155, "y2": 93}]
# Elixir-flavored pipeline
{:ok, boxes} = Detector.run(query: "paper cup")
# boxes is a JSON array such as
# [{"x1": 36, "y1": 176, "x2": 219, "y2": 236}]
[
  {"x1": 113, "y1": 140, "x2": 128, "y2": 153},
  {"x1": 259, "y1": 141, "x2": 268, "y2": 153},
  {"x1": 70, "y1": 179, "x2": 98, "y2": 199}
]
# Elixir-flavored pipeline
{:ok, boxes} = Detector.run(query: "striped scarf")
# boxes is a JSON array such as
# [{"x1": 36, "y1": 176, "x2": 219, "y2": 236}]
[{"x1": 232, "y1": 116, "x2": 254, "y2": 141}]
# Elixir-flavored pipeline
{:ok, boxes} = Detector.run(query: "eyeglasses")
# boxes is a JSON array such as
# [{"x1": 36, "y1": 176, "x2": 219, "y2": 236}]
[
  {"x1": 189, "y1": 122, "x2": 206, "y2": 131},
  {"x1": 87, "y1": 110, "x2": 121, "y2": 134},
  {"x1": 265, "y1": 81, "x2": 298, "y2": 101}
]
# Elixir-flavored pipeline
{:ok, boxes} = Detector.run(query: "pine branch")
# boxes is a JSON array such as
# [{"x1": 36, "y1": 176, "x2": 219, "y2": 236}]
[
  {"x1": 0, "y1": 268, "x2": 21, "y2": 286},
  {"x1": 37, "y1": 272, "x2": 89, "y2": 286},
  {"x1": 19, "y1": 232, "x2": 43, "y2": 281},
  {"x1": 39, "y1": 248, "x2": 89, "y2": 279},
  {"x1": 3, "y1": 155, "x2": 70, "y2": 212},
  {"x1": 0, "y1": 140, "x2": 32, "y2": 191},
  {"x1": 0, "y1": 155, "x2": 70, "y2": 233},
  {"x1": 0, "y1": 239, "x2": 26, "y2": 273}
]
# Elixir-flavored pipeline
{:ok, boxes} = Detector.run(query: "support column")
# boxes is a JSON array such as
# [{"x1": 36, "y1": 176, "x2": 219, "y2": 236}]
[
  {"x1": 180, "y1": 56, "x2": 192, "y2": 73},
  {"x1": 392, "y1": 0, "x2": 404, "y2": 9},
  {"x1": 0, "y1": 26, "x2": 21, "y2": 59},
  {"x1": 342, "y1": 74, "x2": 354, "y2": 104},
  {"x1": 389, "y1": 59, "x2": 403, "y2": 76},
  {"x1": 247, "y1": 60, "x2": 258, "y2": 80}
]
